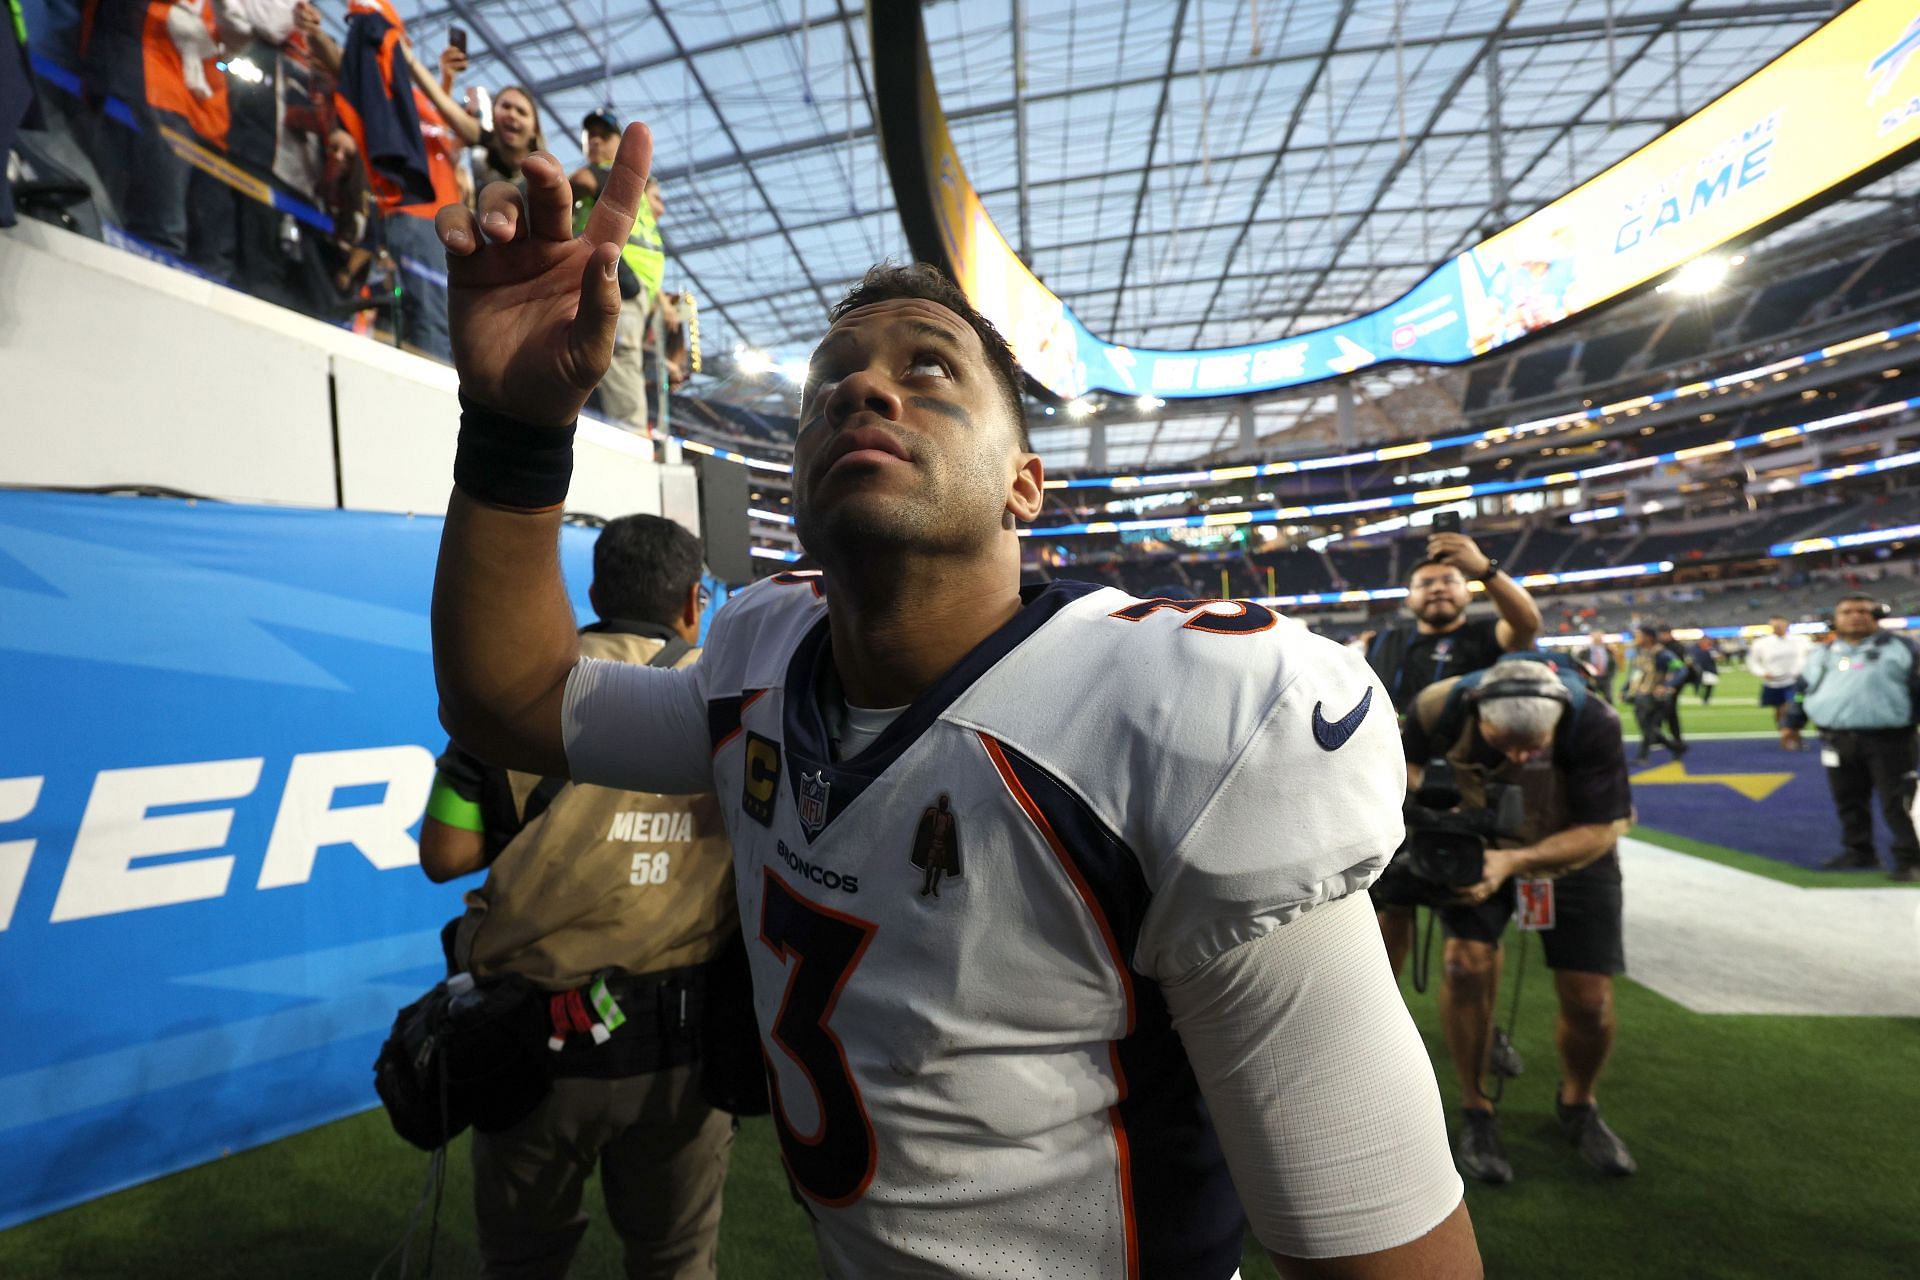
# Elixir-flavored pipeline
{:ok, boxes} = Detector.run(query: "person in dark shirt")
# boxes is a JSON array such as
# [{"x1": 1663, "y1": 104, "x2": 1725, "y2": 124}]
[
  {"x1": 1691, "y1": 638, "x2": 1720, "y2": 705},
  {"x1": 1403, "y1": 659, "x2": 1637, "y2": 1187},
  {"x1": 1367, "y1": 532, "x2": 1544, "y2": 715},
  {"x1": 1367, "y1": 530, "x2": 1543, "y2": 969},
  {"x1": 1626, "y1": 624, "x2": 1691, "y2": 761}
]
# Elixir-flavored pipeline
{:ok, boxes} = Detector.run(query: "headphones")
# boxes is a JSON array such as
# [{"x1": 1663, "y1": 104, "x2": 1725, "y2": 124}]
[
  {"x1": 1467, "y1": 662, "x2": 1575, "y2": 710},
  {"x1": 1831, "y1": 595, "x2": 1893, "y2": 626}
]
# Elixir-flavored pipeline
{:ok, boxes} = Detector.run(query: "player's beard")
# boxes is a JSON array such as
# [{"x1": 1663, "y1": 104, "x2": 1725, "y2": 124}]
[{"x1": 793, "y1": 438, "x2": 1007, "y2": 566}]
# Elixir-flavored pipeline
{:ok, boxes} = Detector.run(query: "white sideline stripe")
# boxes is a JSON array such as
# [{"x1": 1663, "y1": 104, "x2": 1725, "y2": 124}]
[
  {"x1": 1619, "y1": 837, "x2": 1920, "y2": 1017},
  {"x1": 1623, "y1": 730, "x2": 1776, "y2": 740}
]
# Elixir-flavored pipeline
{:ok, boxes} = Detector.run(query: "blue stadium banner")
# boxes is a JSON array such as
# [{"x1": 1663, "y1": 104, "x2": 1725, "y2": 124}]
[{"x1": 0, "y1": 490, "x2": 599, "y2": 1229}]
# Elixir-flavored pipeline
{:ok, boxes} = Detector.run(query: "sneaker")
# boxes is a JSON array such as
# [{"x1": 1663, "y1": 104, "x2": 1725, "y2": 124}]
[
  {"x1": 1556, "y1": 1097, "x2": 1638, "y2": 1176},
  {"x1": 1820, "y1": 851, "x2": 1880, "y2": 871},
  {"x1": 1892, "y1": 865, "x2": 1920, "y2": 883},
  {"x1": 1670, "y1": 740, "x2": 1689, "y2": 759},
  {"x1": 1489, "y1": 1027, "x2": 1525, "y2": 1079},
  {"x1": 1455, "y1": 1108, "x2": 1514, "y2": 1185}
]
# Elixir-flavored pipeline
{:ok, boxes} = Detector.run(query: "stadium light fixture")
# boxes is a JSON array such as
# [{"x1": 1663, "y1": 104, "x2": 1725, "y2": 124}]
[
  {"x1": 1664, "y1": 255, "x2": 1731, "y2": 296},
  {"x1": 1136, "y1": 395, "x2": 1165, "y2": 412},
  {"x1": 1067, "y1": 398, "x2": 1095, "y2": 419},
  {"x1": 778, "y1": 358, "x2": 812, "y2": 383},
  {"x1": 734, "y1": 347, "x2": 777, "y2": 376}
]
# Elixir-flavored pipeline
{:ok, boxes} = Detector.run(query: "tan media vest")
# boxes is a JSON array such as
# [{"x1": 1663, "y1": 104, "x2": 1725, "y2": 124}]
[{"x1": 452, "y1": 630, "x2": 737, "y2": 990}]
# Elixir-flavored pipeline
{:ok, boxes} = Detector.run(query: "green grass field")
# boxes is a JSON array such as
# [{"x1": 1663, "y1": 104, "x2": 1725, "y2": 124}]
[
  {"x1": 6, "y1": 926, "x2": 1913, "y2": 1280},
  {"x1": 1617, "y1": 665, "x2": 1778, "y2": 737}
]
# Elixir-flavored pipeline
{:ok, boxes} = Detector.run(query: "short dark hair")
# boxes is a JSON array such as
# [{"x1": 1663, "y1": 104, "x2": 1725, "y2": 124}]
[
  {"x1": 827, "y1": 263, "x2": 1029, "y2": 451},
  {"x1": 592, "y1": 514, "x2": 704, "y2": 626},
  {"x1": 1408, "y1": 557, "x2": 1465, "y2": 583},
  {"x1": 1836, "y1": 593, "x2": 1883, "y2": 615}
]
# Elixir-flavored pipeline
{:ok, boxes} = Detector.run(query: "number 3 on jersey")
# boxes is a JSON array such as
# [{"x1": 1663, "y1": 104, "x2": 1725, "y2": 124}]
[{"x1": 757, "y1": 869, "x2": 880, "y2": 1206}]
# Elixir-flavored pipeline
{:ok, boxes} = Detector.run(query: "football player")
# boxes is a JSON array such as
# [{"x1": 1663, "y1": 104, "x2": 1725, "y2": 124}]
[{"x1": 430, "y1": 124, "x2": 1479, "y2": 1279}]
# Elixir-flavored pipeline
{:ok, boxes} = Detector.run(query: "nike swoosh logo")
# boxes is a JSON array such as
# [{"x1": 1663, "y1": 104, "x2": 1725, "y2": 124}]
[{"x1": 1311, "y1": 687, "x2": 1374, "y2": 751}]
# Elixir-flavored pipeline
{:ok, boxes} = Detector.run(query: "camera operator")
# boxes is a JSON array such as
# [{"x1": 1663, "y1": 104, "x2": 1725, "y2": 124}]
[
  {"x1": 1401, "y1": 658, "x2": 1636, "y2": 1186},
  {"x1": 1367, "y1": 525, "x2": 1542, "y2": 971}
]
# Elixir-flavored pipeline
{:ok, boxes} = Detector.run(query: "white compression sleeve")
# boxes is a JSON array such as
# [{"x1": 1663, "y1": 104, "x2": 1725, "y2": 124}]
[
  {"x1": 560, "y1": 655, "x2": 712, "y2": 795},
  {"x1": 1161, "y1": 891, "x2": 1463, "y2": 1260}
]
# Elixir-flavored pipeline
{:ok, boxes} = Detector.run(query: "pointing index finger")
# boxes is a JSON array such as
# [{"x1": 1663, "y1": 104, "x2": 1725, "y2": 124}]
[{"x1": 583, "y1": 122, "x2": 653, "y2": 249}]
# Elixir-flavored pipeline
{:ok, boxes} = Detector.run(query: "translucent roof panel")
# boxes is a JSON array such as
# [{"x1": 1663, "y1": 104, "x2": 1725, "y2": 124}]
[{"x1": 387, "y1": 0, "x2": 1896, "y2": 470}]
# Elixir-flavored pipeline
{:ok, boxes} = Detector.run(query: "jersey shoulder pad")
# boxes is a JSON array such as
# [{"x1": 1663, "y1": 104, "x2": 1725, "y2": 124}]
[
  {"x1": 699, "y1": 571, "x2": 826, "y2": 696},
  {"x1": 951, "y1": 590, "x2": 1373, "y2": 844}
]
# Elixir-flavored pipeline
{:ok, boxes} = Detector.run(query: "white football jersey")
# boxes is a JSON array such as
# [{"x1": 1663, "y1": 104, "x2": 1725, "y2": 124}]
[{"x1": 565, "y1": 573, "x2": 1414, "y2": 1278}]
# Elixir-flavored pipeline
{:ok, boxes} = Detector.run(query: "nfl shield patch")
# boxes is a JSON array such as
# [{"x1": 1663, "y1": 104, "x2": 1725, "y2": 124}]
[{"x1": 798, "y1": 769, "x2": 831, "y2": 837}]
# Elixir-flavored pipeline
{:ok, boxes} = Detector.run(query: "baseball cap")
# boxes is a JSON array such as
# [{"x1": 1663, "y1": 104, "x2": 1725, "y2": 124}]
[{"x1": 581, "y1": 109, "x2": 620, "y2": 137}]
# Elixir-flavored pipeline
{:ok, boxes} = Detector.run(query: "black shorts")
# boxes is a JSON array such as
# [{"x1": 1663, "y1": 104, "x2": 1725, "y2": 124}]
[
  {"x1": 1760, "y1": 684, "x2": 1795, "y2": 708},
  {"x1": 1438, "y1": 857, "x2": 1625, "y2": 975}
]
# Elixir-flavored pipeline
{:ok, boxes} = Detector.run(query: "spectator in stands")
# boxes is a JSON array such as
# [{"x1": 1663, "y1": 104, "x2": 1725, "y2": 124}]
[
  {"x1": 304, "y1": 6, "x2": 477, "y2": 359},
  {"x1": 1625, "y1": 624, "x2": 1689, "y2": 762},
  {"x1": 1366, "y1": 531, "x2": 1541, "y2": 968},
  {"x1": 1748, "y1": 616, "x2": 1809, "y2": 751},
  {"x1": 469, "y1": 82, "x2": 544, "y2": 193},
  {"x1": 1582, "y1": 630, "x2": 1623, "y2": 704},
  {"x1": 1691, "y1": 638, "x2": 1720, "y2": 705},
  {"x1": 418, "y1": 515, "x2": 745, "y2": 1275},
  {"x1": 1800, "y1": 594, "x2": 1920, "y2": 880},
  {"x1": 593, "y1": 170, "x2": 679, "y2": 426},
  {"x1": 82, "y1": 2, "x2": 226, "y2": 259},
  {"x1": 316, "y1": 124, "x2": 371, "y2": 300},
  {"x1": 2, "y1": 0, "x2": 39, "y2": 228},
  {"x1": 569, "y1": 107, "x2": 618, "y2": 233}
]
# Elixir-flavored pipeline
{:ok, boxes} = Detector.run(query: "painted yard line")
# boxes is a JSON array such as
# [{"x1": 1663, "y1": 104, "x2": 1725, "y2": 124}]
[{"x1": 1618, "y1": 836, "x2": 1920, "y2": 1017}]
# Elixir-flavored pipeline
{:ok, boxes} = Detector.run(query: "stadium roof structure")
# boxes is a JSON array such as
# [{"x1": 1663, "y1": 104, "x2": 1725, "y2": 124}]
[{"x1": 389, "y1": 0, "x2": 1918, "y2": 469}]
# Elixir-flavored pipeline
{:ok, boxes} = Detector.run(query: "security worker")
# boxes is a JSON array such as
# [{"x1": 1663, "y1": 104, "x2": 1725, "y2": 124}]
[
  {"x1": 419, "y1": 514, "x2": 736, "y2": 1280},
  {"x1": 1802, "y1": 593, "x2": 1920, "y2": 880},
  {"x1": 593, "y1": 153, "x2": 676, "y2": 425}
]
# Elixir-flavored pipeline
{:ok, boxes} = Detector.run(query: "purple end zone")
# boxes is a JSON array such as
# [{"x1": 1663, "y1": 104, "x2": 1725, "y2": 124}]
[{"x1": 1628, "y1": 737, "x2": 1904, "y2": 870}]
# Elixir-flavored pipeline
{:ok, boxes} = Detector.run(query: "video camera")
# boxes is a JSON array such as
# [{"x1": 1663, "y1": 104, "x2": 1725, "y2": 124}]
[{"x1": 1390, "y1": 758, "x2": 1528, "y2": 902}]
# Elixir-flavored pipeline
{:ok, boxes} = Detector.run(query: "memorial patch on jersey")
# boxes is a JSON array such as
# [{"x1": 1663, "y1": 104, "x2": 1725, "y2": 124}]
[
  {"x1": 909, "y1": 794, "x2": 963, "y2": 897},
  {"x1": 798, "y1": 769, "x2": 831, "y2": 838},
  {"x1": 742, "y1": 732, "x2": 782, "y2": 827}
]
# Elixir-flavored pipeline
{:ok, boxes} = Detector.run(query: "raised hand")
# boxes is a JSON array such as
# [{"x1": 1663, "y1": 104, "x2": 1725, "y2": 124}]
[{"x1": 435, "y1": 123, "x2": 652, "y2": 427}]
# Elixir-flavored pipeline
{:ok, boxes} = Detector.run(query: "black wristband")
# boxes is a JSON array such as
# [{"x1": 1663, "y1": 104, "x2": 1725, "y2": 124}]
[
  {"x1": 453, "y1": 394, "x2": 576, "y2": 511},
  {"x1": 1477, "y1": 557, "x2": 1501, "y2": 582}
]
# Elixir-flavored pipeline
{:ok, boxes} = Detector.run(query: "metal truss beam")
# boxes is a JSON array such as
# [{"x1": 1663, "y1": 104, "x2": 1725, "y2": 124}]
[
  {"x1": 1106, "y1": 0, "x2": 1190, "y2": 331},
  {"x1": 641, "y1": 0, "x2": 832, "y2": 319}
]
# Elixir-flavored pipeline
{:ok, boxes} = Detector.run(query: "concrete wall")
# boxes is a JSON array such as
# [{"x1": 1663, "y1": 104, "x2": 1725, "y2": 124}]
[{"x1": 0, "y1": 218, "x2": 691, "y2": 525}]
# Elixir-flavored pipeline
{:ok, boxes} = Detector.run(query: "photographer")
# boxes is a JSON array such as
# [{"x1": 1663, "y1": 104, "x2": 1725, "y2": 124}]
[
  {"x1": 416, "y1": 516, "x2": 741, "y2": 1279},
  {"x1": 1402, "y1": 658, "x2": 1636, "y2": 1186},
  {"x1": 1367, "y1": 527, "x2": 1543, "y2": 715},
  {"x1": 1368, "y1": 525, "x2": 1541, "y2": 971}
]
